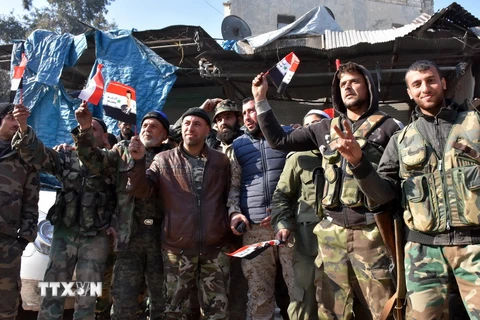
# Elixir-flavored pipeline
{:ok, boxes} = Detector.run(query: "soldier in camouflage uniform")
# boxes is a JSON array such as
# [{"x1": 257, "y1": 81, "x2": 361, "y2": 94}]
[
  {"x1": 127, "y1": 108, "x2": 232, "y2": 320},
  {"x1": 251, "y1": 62, "x2": 402, "y2": 319},
  {"x1": 336, "y1": 60, "x2": 480, "y2": 319},
  {"x1": 172, "y1": 99, "x2": 247, "y2": 320},
  {"x1": 12, "y1": 104, "x2": 114, "y2": 320},
  {"x1": 0, "y1": 103, "x2": 39, "y2": 320},
  {"x1": 270, "y1": 110, "x2": 330, "y2": 320},
  {"x1": 74, "y1": 104, "x2": 172, "y2": 320}
]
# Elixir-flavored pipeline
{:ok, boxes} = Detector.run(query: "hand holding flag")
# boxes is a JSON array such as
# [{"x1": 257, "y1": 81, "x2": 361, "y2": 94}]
[
  {"x1": 266, "y1": 52, "x2": 300, "y2": 94},
  {"x1": 226, "y1": 240, "x2": 285, "y2": 260}
]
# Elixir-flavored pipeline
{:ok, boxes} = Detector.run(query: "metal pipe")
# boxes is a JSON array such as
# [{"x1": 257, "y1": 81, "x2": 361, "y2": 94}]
[
  {"x1": 143, "y1": 38, "x2": 194, "y2": 44},
  {"x1": 202, "y1": 66, "x2": 458, "y2": 78},
  {"x1": 149, "y1": 43, "x2": 199, "y2": 49}
]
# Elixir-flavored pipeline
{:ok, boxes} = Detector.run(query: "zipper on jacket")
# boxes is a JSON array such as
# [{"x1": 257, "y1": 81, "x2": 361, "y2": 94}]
[
  {"x1": 259, "y1": 140, "x2": 271, "y2": 211},
  {"x1": 77, "y1": 164, "x2": 87, "y2": 225},
  {"x1": 186, "y1": 159, "x2": 203, "y2": 255},
  {"x1": 438, "y1": 159, "x2": 451, "y2": 230}
]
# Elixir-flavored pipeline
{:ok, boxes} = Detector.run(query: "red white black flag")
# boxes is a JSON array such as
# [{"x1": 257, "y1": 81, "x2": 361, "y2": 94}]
[
  {"x1": 11, "y1": 53, "x2": 28, "y2": 91},
  {"x1": 267, "y1": 52, "x2": 300, "y2": 94},
  {"x1": 78, "y1": 64, "x2": 105, "y2": 105},
  {"x1": 102, "y1": 81, "x2": 137, "y2": 124},
  {"x1": 226, "y1": 240, "x2": 284, "y2": 260}
]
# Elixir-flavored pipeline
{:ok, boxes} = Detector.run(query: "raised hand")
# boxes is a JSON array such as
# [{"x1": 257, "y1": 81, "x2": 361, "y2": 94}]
[
  {"x1": 332, "y1": 120, "x2": 363, "y2": 166},
  {"x1": 128, "y1": 135, "x2": 145, "y2": 160},
  {"x1": 252, "y1": 72, "x2": 268, "y2": 102},
  {"x1": 75, "y1": 101, "x2": 92, "y2": 130},
  {"x1": 200, "y1": 98, "x2": 223, "y2": 113},
  {"x1": 53, "y1": 143, "x2": 76, "y2": 152},
  {"x1": 13, "y1": 104, "x2": 30, "y2": 133}
]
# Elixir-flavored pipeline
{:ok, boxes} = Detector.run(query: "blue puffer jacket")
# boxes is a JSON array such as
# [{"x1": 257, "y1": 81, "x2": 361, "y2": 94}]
[{"x1": 233, "y1": 130, "x2": 289, "y2": 223}]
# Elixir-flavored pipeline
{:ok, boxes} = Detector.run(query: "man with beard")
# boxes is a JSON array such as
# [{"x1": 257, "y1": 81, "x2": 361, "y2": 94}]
[
  {"x1": 211, "y1": 99, "x2": 249, "y2": 320},
  {"x1": 250, "y1": 61, "x2": 401, "y2": 319},
  {"x1": 116, "y1": 121, "x2": 134, "y2": 142},
  {"x1": 229, "y1": 97, "x2": 294, "y2": 320},
  {"x1": 13, "y1": 103, "x2": 114, "y2": 320},
  {"x1": 127, "y1": 108, "x2": 232, "y2": 319},
  {"x1": 334, "y1": 60, "x2": 480, "y2": 319},
  {"x1": 74, "y1": 106, "x2": 172, "y2": 320}
]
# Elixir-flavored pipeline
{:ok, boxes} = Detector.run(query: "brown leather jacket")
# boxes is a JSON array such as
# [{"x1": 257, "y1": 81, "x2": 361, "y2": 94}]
[{"x1": 128, "y1": 143, "x2": 231, "y2": 255}]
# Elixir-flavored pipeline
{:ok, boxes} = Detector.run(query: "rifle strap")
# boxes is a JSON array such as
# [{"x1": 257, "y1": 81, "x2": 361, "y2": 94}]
[{"x1": 379, "y1": 218, "x2": 406, "y2": 320}]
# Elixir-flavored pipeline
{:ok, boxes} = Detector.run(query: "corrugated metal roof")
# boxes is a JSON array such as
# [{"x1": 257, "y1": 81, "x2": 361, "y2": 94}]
[{"x1": 324, "y1": 13, "x2": 431, "y2": 49}]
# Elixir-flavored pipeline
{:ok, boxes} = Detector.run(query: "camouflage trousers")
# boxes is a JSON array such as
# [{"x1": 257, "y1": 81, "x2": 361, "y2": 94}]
[
  {"x1": 162, "y1": 248, "x2": 230, "y2": 320},
  {"x1": 288, "y1": 243, "x2": 318, "y2": 320},
  {"x1": 241, "y1": 225, "x2": 294, "y2": 320},
  {"x1": 405, "y1": 241, "x2": 480, "y2": 320},
  {"x1": 0, "y1": 235, "x2": 24, "y2": 320},
  {"x1": 96, "y1": 234, "x2": 115, "y2": 313},
  {"x1": 314, "y1": 219, "x2": 395, "y2": 320},
  {"x1": 111, "y1": 225, "x2": 164, "y2": 320},
  {"x1": 38, "y1": 224, "x2": 110, "y2": 320}
]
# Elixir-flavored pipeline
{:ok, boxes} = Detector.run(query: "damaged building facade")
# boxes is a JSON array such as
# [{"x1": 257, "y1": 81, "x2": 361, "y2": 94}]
[{"x1": 223, "y1": 0, "x2": 435, "y2": 33}]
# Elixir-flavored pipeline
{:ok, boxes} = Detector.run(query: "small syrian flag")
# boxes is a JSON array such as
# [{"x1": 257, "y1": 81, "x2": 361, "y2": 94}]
[
  {"x1": 78, "y1": 64, "x2": 104, "y2": 105},
  {"x1": 102, "y1": 81, "x2": 137, "y2": 124},
  {"x1": 11, "y1": 53, "x2": 28, "y2": 91},
  {"x1": 226, "y1": 240, "x2": 284, "y2": 260},
  {"x1": 267, "y1": 52, "x2": 300, "y2": 94}
]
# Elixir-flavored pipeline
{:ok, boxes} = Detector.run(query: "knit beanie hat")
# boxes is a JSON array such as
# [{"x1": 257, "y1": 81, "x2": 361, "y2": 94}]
[
  {"x1": 92, "y1": 117, "x2": 108, "y2": 133},
  {"x1": 141, "y1": 110, "x2": 170, "y2": 130},
  {"x1": 0, "y1": 103, "x2": 14, "y2": 123},
  {"x1": 181, "y1": 107, "x2": 211, "y2": 127}
]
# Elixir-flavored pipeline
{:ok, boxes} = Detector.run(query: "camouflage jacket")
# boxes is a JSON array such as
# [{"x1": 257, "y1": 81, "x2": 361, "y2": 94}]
[
  {"x1": 0, "y1": 145, "x2": 39, "y2": 242},
  {"x1": 74, "y1": 127, "x2": 170, "y2": 251},
  {"x1": 352, "y1": 101, "x2": 480, "y2": 245},
  {"x1": 12, "y1": 127, "x2": 116, "y2": 235},
  {"x1": 271, "y1": 151, "x2": 322, "y2": 257}
]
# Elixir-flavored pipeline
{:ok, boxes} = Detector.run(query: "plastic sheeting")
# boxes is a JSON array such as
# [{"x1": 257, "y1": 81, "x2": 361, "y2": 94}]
[
  {"x1": 11, "y1": 30, "x2": 88, "y2": 148},
  {"x1": 12, "y1": 29, "x2": 178, "y2": 147},
  {"x1": 242, "y1": 6, "x2": 342, "y2": 50}
]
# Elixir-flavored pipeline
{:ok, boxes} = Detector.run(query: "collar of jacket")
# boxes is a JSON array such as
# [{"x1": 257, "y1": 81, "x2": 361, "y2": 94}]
[
  {"x1": 178, "y1": 141, "x2": 210, "y2": 159},
  {"x1": 413, "y1": 99, "x2": 463, "y2": 123}
]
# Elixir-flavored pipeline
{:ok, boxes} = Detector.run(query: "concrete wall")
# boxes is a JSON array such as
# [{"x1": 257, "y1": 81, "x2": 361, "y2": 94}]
[{"x1": 224, "y1": 0, "x2": 434, "y2": 34}]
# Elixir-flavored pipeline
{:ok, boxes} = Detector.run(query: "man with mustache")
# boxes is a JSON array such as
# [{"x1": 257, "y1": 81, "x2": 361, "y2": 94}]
[
  {"x1": 334, "y1": 60, "x2": 480, "y2": 319},
  {"x1": 74, "y1": 106, "x2": 172, "y2": 320},
  {"x1": 229, "y1": 97, "x2": 294, "y2": 320},
  {"x1": 251, "y1": 61, "x2": 402, "y2": 319},
  {"x1": 13, "y1": 103, "x2": 114, "y2": 320},
  {"x1": 127, "y1": 108, "x2": 232, "y2": 320}
]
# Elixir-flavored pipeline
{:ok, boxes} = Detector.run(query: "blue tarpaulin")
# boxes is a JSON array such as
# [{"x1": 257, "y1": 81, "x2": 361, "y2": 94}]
[{"x1": 12, "y1": 29, "x2": 178, "y2": 147}]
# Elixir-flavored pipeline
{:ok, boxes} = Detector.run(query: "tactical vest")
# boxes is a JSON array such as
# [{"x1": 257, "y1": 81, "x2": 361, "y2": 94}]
[
  {"x1": 398, "y1": 110, "x2": 480, "y2": 233},
  {"x1": 49, "y1": 150, "x2": 115, "y2": 231},
  {"x1": 321, "y1": 112, "x2": 389, "y2": 211}
]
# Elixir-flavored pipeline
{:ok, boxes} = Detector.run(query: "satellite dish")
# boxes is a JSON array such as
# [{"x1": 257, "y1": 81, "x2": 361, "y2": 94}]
[{"x1": 221, "y1": 15, "x2": 252, "y2": 40}]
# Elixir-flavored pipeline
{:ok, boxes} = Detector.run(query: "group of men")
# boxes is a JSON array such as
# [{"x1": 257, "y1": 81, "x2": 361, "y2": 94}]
[{"x1": 0, "y1": 58, "x2": 479, "y2": 320}]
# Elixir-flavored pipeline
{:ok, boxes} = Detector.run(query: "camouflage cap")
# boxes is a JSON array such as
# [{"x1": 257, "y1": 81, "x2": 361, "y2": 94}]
[{"x1": 213, "y1": 99, "x2": 241, "y2": 123}]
